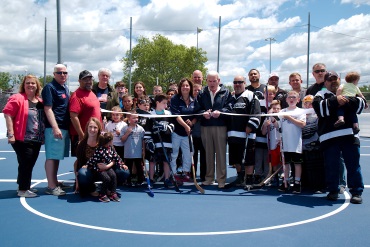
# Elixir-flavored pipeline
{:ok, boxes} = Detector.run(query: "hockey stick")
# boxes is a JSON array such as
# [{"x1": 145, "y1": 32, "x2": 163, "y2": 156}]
[
  {"x1": 278, "y1": 119, "x2": 289, "y2": 190},
  {"x1": 154, "y1": 124, "x2": 181, "y2": 192},
  {"x1": 225, "y1": 136, "x2": 249, "y2": 189},
  {"x1": 188, "y1": 134, "x2": 205, "y2": 194},
  {"x1": 142, "y1": 152, "x2": 154, "y2": 197},
  {"x1": 249, "y1": 165, "x2": 282, "y2": 190}
]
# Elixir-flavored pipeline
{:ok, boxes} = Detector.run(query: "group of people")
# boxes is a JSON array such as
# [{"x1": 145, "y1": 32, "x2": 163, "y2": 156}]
[{"x1": 3, "y1": 63, "x2": 365, "y2": 204}]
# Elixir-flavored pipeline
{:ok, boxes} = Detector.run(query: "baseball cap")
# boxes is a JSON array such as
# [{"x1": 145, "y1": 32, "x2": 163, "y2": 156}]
[
  {"x1": 79, "y1": 70, "x2": 93, "y2": 80},
  {"x1": 324, "y1": 71, "x2": 339, "y2": 81},
  {"x1": 269, "y1": 73, "x2": 279, "y2": 79}
]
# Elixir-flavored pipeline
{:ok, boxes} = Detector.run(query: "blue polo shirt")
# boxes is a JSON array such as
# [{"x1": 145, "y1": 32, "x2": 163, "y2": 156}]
[
  {"x1": 170, "y1": 94, "x2": 198, "y2": 137},
  {"x1": 42, "y1": 79, "x2": 70, "y2": 130}
]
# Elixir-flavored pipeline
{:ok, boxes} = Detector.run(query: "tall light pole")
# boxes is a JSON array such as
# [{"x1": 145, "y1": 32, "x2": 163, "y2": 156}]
[
  {"x1": 196, "y1": 27, "x2": 202, "y2": 66},
  {"x1": 265, "y1": 37, "x2": 276, "y2": 74}
]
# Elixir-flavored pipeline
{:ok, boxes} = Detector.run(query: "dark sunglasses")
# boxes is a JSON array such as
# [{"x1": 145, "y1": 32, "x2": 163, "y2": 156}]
[
  {"x1": 55, "y1": 72, "x2": 68, "y2": 75},
  {"x1": 233, "y1": 81, "x2": 244, "y2": 84},
  {"x1": 314, "y1": 69, "x2": 326, "y2": 73},
  {"x1": 139, "y1": 99, "x2": 150, "y2": 104}
]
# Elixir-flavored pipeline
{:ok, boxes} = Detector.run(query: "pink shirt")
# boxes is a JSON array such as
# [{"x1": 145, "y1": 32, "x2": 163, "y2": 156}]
[{"x1": 3, "y1": 93, "x2": 42, "y2": 141}]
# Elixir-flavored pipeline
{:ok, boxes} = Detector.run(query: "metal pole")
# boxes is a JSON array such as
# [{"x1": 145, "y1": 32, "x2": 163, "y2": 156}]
[
  {"x1": 44, "y1": 17, "x2": 47, "y2": 86},
  {"x1": 217, "y1": 16, "x2": 221, "y2": 73},
  {"x1": 196, "y1": 27, "x2": 202, "y2": 67},
  {"x1": 128, "y1": 17, "x2": 133, "y2": 95},
  {"x1": 306, "y1": 12, "x2": 311, "y2": 89},
  {"x1": 265, "y1": 38, "x2": 276, "y2": 74},
  {"x1": 56, "y1": 0, "x2": 62, "y2": 64}
]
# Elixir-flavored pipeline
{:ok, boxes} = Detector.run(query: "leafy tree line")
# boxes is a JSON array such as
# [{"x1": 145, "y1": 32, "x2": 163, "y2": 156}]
[
  {"x1": 121, "y1": 34, "x2": 208, "y2": 93},
  {"x1": 0, "y1": 72, "x2": 53, "y2": 92}
]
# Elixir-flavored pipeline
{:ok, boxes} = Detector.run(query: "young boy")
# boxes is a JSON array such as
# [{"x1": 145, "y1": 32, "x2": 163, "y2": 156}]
[
  {"x1": 278, "y1": 90, "x2": 306, "y2": 193},
  {"x1": 120, "y1": 111, "x2": 145, "y2": 186},
  {"x1": 148, "y1": 94, "x2": 175, "y2": 188}
]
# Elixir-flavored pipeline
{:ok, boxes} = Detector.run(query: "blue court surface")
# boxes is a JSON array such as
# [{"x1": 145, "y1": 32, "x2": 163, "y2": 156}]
[{"x1": 1, "y1": 138, "x2": 370, "y2": 247}]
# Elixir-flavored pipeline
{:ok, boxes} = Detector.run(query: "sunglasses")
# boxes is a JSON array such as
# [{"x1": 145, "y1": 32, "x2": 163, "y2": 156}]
[
  {"x1": 233, "y1": 81, "x2": 244, "y2": 84},
  {"x1": 55, "y1": 72, "x2": 68, "y2": 75},
  {"x1": 139, "y1": 100, "x2": 150, "y2": 104},
  {"x1": 314, "y1": 69, "x2": 326, "y2": 74}
]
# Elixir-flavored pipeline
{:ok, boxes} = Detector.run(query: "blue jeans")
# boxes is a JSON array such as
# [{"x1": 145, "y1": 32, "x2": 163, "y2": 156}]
[
  {"x1": 77, "y1": 167, "x2": 130, "y2": 195},
  {"x1": 323, "y1": 141, "x2": 363, "y2": 195},
  {"x1": 171, "y1": 132, "x2": 192, "y2": 173}
]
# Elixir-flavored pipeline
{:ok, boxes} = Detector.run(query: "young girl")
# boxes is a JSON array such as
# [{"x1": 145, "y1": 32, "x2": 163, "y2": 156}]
[
  {"x1": 261, "y1": 99, "x2": 281, "y2": 186},
  {"x1": 120, "y1": 111, "x2": 145, "y2": 186},
  {"x1": 87, "y1": 132, "x2": 123, "y2": 202},
  {"x1": 105, "y1": 106, "x2": 127, "y2": 160}
]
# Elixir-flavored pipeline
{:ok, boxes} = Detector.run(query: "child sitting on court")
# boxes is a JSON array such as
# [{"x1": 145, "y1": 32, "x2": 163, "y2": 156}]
[
  {"x1": 335, "y1": 71, "x2": 366, "y2": 134},
  {"x1": 87, "y1": 132, "x2": 123, "y2": 202},
  {"x1": 278, "y1": 90, "x2": 306, "y2": 193},
  {"x1": 120, "y1": 111, "x2": 145, "y2": 186}
]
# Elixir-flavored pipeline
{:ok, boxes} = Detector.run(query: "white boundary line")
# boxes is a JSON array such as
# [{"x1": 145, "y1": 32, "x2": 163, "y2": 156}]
[{"x1": 16, "y1": 173, "x2": 353, "y2": 236}]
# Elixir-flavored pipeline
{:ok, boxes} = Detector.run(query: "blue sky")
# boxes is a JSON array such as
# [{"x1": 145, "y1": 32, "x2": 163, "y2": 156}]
[{"x1": 1, "y1": 0, "x2": 370, "y2": 91}]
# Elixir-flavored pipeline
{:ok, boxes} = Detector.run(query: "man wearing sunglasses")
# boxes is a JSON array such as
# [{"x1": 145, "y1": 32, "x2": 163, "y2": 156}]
[
  {"x1": 42, "y1": 64, "x2": 71, "y2": 196},
  {"x1": 306, "y1": 63, "x2": 327, "y2": 96},
  {"x1": 225, "y1": 76, "x2": 261, "y2": 188}
]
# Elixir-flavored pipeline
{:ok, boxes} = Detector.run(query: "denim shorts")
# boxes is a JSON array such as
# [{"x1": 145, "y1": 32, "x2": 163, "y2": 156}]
[{"x1": 44, "y1": 128, "x2": 70, "y2": 160}]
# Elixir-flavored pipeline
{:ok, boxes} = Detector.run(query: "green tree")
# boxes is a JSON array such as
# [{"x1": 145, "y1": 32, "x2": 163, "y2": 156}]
[
  {"x1": 121, "y1": 34, "x2": 208, "y2": 94},
  {"x1": 0, "y1": 72, "x2": 12, "y2": 91},
  {"x1": 38, "y1": 75, "x2": 54, "y2": 87}
]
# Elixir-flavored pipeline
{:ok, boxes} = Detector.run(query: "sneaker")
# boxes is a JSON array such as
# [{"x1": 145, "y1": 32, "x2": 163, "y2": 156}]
[
  {"x1": 334, "y1": 119, "x2": 345, "y2": 127},
  {"x1": 350, "y1": 194, "x2": 363, "y2": 204},
  {"x1": 58, "y1": 182, "x2": 72, "y2": 189},
  {"x1": 326, "y1": 191, "x2": 339, "y2": 201},
  {"x1": 45, "y1": 186, "x2": 66, "y2": 196},
  {"x1": 278, "y1": 182, "x2": 290, "y2": 192},
  {"x1": 18, "y1": 188, "x2": 38, "y2": 193},
  {"x1": 164, "y1": 179, "x2": 175, "y2": 188},
  {"x1": 202, "y1": 180, "x2": 214, "y2": 186},
  {"x1": 292, "y1": 181, "x2": 301, "y2": 194},
  {"x1": 181, "y1": 173, "x2": 191, "y2": 182},
  {"x1": 243, "y1": 175, "x2": 254, "y2": 190},
  {"x1": 17, "y1": 190, "x2": 37, "y2": 198},
  {"x1": 99, "y1": 195, "x2": 110, "y2": 203},
  {"x1": 109, "y1": 193, "x2": 120, "y2": 202}
]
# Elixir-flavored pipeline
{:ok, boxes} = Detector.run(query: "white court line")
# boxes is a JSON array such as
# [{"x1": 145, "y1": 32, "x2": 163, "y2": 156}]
[{"x1": 17, "y1": 173, "x2": 353, "y2": 236}]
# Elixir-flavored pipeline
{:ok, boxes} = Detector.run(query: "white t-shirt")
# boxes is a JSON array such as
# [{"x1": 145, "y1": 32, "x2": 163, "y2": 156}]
[
  {"x1": 266, "y1": 118, "x2": 280, "y2": 150},
  {"x1": 280, "y1": 107, "x2": 306, "y2": 153},
  {"x1": 105, "y1": 120, "x2": 127, "y2": 147}
]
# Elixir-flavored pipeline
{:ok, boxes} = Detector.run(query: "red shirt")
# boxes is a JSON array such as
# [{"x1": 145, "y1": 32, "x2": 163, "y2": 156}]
[{"x1": 69, "y1": 88, "x2": 102, "y2": 136}]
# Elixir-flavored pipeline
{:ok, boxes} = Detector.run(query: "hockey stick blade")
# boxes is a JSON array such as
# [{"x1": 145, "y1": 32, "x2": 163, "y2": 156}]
[{"x1": 192, "y1": 165, "x2": 205, "y2": 194}]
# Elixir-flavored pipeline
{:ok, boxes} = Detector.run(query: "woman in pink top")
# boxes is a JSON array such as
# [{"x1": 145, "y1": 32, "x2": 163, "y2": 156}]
[{"x1": 3, "y1": 75, "x2": 45, "y2": 198}]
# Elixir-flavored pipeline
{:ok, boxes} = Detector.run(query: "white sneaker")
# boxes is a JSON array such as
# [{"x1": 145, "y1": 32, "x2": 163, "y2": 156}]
[
  {"x1": 18, "y1": 188, "x2": 38, "y2": 193},
  {"x1": 18, "y1": 190, "x2": 37, "y2": 198},
  {"x1": 45, "y1": 186, "x2": 66, "y2": 196}
]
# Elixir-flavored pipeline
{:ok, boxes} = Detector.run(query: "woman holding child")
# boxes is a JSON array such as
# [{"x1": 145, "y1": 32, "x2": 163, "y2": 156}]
[{"x1": 74, "y1": 117, "x2": 129, "y2": 196}]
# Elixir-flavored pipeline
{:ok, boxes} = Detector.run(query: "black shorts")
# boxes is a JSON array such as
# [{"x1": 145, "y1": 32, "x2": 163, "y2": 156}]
[
  {"x1": 283, "y1": 152, "x2": 303, "y2": 165},
  {"x1": 154, "y1": 148, "x2": 172, "y2": 164},
  {"x1": 229, "y1": 139, "x2": 255, "y2": 167}
]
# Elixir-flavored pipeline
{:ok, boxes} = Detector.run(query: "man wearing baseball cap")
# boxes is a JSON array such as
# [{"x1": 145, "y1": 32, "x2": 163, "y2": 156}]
[
  {"x1": 268, "y1": 72, "x2": 288, "y2": 108},
  {"x1": 312, "y1": 70, "x2": 365, "y2": 204},
  {"x1": 69, "y1": 70, "x2": 102, "y2": 156}
]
